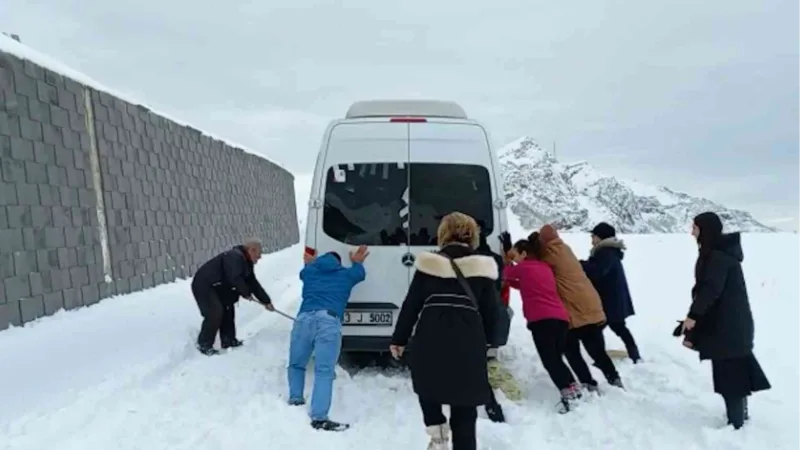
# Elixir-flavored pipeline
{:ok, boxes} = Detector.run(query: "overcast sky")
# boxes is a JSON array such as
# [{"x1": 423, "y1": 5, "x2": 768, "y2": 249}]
[{"x1": 2, "y1": 0, "x2": 797, "y2": 230}]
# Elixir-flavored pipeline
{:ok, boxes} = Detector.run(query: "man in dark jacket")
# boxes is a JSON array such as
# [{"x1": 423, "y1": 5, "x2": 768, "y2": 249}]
[
  {"x1": 580, "y1": 223, "x2": 641, "y2": 363},
  {"x1": 191, "y1": 238, "x2": 274, "y2": 355}
]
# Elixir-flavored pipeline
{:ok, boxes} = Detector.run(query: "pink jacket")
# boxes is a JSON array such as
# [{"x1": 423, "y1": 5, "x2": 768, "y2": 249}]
[{"x1": 504, "y1": 260, "x2": 570, "y2": 323}]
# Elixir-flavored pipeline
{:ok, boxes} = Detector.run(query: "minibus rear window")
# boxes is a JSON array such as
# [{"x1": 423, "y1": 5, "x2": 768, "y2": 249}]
[{"x1": 322, "y1": 163, "x2": 493, "y2": 247}]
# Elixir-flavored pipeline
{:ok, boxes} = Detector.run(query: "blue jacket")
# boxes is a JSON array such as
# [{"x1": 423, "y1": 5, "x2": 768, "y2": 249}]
[
  {"x1": 298, "y1": 253, "x2": 366, "y2": 318},
  {"x1": 580, "y1": 238, "x2": 635, "y2": 322}
]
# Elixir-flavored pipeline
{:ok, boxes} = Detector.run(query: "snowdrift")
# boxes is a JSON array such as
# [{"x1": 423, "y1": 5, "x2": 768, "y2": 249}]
[{"x1": 0, "y1": 210, "x2": 796, "y2": 449}]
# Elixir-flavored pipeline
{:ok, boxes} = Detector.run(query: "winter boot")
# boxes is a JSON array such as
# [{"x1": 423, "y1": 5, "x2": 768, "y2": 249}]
[
  {"x1": 581, "y1": 380, "x2": 601, "y2": 395},
  {"x1": 425, "y1": 424, "x2": 450, "y2": 450},
  {"x1": 288, "y1": 398, "x2": 306, "y2": 406},
  {"x1": 311, "y1": 419, "x2": 350, "y2": 432},
  {"x1": 221, "y1": 338, "x2": 243, "y2": 349},
  {"x1": 609, "y1": 377, "x2": 625, "y2": 389},
  {"x1": 724, "y1": 396, "x2": 747, "y2": 429},
  {"x1": 485, "y1": 401, "x2": 506, "y2": 423},
  {"x1": 557, "y1": 383, "x2": 582, "y2": 414},
  {"x1": 197, "y1": 345, "x2": 219, "y2": 356}
]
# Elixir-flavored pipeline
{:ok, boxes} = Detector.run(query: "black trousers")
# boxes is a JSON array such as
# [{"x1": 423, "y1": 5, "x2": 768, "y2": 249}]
[
  {"x1": 528, "y1": 319, "x2": 576, "y2": 390},
  {"x1": 605, "y1": 320, "x2": 640, "y2": 359},
  {"x1": 564, "y1": 323, "x2": 619, "y2": 385},
  {"x1": 192, "y1": 283, "x2": 237, "y2": 349},
  {"x1": 419, "y1": 397, "x2": 477, "y2": 450}
]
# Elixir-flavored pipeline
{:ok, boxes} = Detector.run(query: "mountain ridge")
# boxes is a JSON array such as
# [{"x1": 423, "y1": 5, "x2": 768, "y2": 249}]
[{"x1": 499, "y1": 136, "x2": 775, "y2": 233}]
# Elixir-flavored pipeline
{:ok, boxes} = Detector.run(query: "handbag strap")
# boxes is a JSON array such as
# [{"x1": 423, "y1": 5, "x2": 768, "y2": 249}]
[{"x1": 445, "y1": 255, "x2": 479, "y2": 309}]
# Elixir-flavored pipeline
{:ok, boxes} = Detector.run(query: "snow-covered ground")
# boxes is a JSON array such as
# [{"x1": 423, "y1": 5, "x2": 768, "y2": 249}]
[{"x1": 0, "y1": 202, "x2": 797, "y2": 449}]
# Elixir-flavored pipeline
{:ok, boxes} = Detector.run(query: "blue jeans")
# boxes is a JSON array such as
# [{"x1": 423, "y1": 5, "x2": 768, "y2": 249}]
[{"x1": 287, "y1": 310, "x2": 342, "y2": 421}]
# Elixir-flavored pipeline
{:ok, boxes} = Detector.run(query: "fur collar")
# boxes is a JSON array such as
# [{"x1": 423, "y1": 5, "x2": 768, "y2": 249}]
[
  {"x1": 590, "y1": 237, "x2": 626, "y2": 256},
  {"x1": 415, "y1": 252, "x2": 499, "y2": 280}
]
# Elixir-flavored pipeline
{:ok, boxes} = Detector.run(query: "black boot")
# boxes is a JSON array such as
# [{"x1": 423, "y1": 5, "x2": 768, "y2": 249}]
[
  {"x1": 197, "y1": 345, "x2": 219, "y2": 356},
  {"x1": 724, "y1": 396, "x2": 747, "y2": 429},
  {"x1": 221, "y1": 338, "x2": 243, "y2": 349},
  {"x1": 311, "y1": 420, "x2": 350, "y2": 432},
  {"x1": 485, "y1": 401, "x2": 506, "y2": 423}
]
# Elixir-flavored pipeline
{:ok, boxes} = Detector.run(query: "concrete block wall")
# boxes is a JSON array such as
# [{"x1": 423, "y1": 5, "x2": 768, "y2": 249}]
[{"x1": 0, "y1": 49, "x2": 299, "y2": 330}]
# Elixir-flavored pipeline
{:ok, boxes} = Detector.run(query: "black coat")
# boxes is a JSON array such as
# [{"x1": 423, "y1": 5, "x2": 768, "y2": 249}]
[
  {"x1": 391, "y1": 244, "x2": 500, "y2": 407},
  {"x1": 687, "y1": 233, "x2": 754, "y2": 361},
  {"x1": 581, "y1": 238, "x2": 635, "y2": 322},
  {"x1": 192, "y1": 246, "x2": 273, "y2": 306}
]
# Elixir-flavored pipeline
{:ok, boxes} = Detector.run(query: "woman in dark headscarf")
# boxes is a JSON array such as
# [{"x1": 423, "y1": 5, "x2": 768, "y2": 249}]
[{"x1": 682, "y1": 212, "x2": 771, "y2": 430}]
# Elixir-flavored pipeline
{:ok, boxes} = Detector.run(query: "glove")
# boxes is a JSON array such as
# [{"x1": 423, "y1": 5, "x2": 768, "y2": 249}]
[{"x1": 498, "y1": 231, "x2": 512, "y2": 254}]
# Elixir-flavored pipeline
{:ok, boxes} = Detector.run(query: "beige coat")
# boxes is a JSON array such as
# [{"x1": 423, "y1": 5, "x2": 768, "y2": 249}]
[{"x1": 538, "y1": 225, "x2": 606, "y2": 328}]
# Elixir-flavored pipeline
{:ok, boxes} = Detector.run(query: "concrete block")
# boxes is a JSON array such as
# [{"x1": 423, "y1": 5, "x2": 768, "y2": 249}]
[
  {"x1": 29, "y1": 272, "x2": 44, "y2": 296},
  {"x1": 0, "y1": 112, "x2": 21, "y2": 138},
  {"x1": 0, "y1": 301, "x2": 22, "y2": 330},
  {"x1": 35, "y1": 249, "x2": 59, "y2": 272},
  {"x1": 98, "y1": 281, "x2": 116, "y2": 299},
  {"x1": 64, "y1": 227, "x2": 83, "y2": 247},
  {"x1": 12, "y1": 250, "x2": 36, "y2": 275},
  {"x1": 28, "y1": 98, "x2": 51, "y2": 123},
  {"x1": 6, "y1": 205, "x2": 31, "y2": 228},
  {"x1": 47, "y1": 165, "x2": 66, "y2": 186},
  {"x1": 43, "y1": 291, "x2": 64, "y2": 315},
  {"x1": 38, "y1": 184, "x2": 59, "y2": 206},
  {"x1": 4, "y1": 274, "x2": 31, "y2": 301},
  {"x1": 10, "y1": 137, "x2": 35, "y2": 162},
  {"x1": 0, "y1": 253, "x2": 12, "y2": 278},
  {"x1": 59, "y1": 187, "x2": 78, "y2": 207},
  {"x1": 0, "y1": 181, "x2": 18, "y2": 205},
  {"x1": 115, "y1": 278, "x2": 131, "y2": 295},
  {"x1": 57, "y1": 87, "x2": 77, "y2": 112},
  {"x1": 80, "y1": 284, "x2": 100, "y2": 306},
  {"x1": 62, "y1": 288, "x2": 82, "y2": 310},
  {"x1": 44, "y1": 227, "x2": 66, "y2": 248},
  {"x1": 19, "y1": 117, "x2": 43, "y2": 141},
  {"x1": 129, "y1": 275, "x2": 143, "y2": 292},
  {"x1": 55, "y1": 146, "x2": 75, "y2": 168},
  {"x1": 52, "y1": 206, "x2": 72, "y2": 227},
  {"x1": 50, "y1": 104, "x2": 69, "y2": 128},
  {"x1": 25, "y1": 161, "x2": 48, "y2": 184},
  {"x1": 20, "y1": 296, "x2": 45, "y2": 323},
  {"x1": 1, "y1": 158, "x2": 26, "y2": 183},
  {"x1": 43, "y1": 268, "x2": 71, "y2": 292},
  {"x1": 0, "y1": 229, "x2": 24, "y2": 253},
  {"x1": 69, "y1": 265, "x2": 89, "y2": 287},
  {"x1": 16, "y1": 183, "x2": 40, "y2": 205}
]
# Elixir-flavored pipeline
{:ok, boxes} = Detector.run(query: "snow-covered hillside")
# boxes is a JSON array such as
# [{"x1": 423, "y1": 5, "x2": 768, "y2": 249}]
[
  {"x1": 0, "y1": 178, "x2": 797, "y2": 449},
  {"x1": 500, "y1": 137, "x2": 775, "y2": 233}
]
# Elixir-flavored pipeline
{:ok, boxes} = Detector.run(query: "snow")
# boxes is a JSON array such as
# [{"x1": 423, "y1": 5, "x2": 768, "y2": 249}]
[
  {"x1": 0, "y1": 35, "x2": 289, "y2": 172},
  {"x1": 0, "y1": 178, "x2": 797, "y2": 449}
]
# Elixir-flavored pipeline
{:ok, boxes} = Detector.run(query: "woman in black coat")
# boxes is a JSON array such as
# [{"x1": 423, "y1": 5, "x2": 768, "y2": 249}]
[
  {"x1": 390, "y1": 212, "x2": 500, "y2": 450},
  {"x1": 681, "y1": 212, "x2": 771, "y2": 430}
]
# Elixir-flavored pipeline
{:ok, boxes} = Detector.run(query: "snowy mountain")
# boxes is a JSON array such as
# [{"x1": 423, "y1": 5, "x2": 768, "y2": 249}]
[{"x1": 499, "y1": 136, "x2": 775, "y2": 233}]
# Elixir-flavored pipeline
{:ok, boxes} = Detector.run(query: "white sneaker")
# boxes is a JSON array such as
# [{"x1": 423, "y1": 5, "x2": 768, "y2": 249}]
[{"x1": 426, "y1": 424, "x2": 450, "y2": 450}]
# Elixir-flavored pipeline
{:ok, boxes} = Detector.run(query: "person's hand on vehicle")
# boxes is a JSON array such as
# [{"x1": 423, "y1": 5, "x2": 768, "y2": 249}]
[
  {"x1": 350, "y1": 245, "x2": 369, "y2": 263},
  {"x1": 303, "y1": 251, "x2": 316, "y2": 264},
  {"x1": 390, "y1": 344, "x2": 405, "y2": 360},
  {"x1": 498, "y1": 231, "x2": 512, "y2": 253}
]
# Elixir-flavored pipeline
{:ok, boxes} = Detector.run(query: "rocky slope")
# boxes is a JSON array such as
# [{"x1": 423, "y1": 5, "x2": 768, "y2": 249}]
[{"x1": 499, "y1": 136, "x2": 775, "y2": 233}]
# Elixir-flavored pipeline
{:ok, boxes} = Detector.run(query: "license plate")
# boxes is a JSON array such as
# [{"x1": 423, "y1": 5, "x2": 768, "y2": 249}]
[{"x1": 343, "y1": 311, "x2": 394, "y2": 326}]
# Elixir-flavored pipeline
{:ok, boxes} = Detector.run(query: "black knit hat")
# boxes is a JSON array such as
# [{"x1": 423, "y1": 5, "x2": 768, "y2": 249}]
[{"x1": 591, "y1": 222, "x2": 616, "y2": 240}]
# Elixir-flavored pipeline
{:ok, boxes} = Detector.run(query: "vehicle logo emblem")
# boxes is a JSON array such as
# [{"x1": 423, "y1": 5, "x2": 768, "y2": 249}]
[{"x1": 401, "y1": 253, "x2": 415, "y2": 267}]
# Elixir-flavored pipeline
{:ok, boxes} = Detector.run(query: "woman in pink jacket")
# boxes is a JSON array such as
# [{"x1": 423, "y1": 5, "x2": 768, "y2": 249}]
[{"x1": 504, "y1": 236, "x2": 581, "y2": 413}]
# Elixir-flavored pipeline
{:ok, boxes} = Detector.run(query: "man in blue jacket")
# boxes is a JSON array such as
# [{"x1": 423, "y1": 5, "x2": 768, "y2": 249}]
[
  {"x1": 580, "y1": 223, "x2": 641, "y2": 363},
  {"x1": 287, "y1": 245, "x2": 368, "y2": 432}
]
